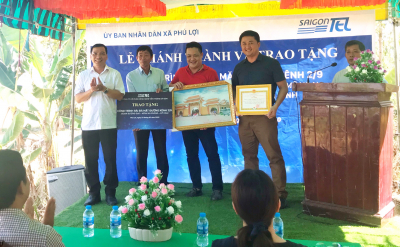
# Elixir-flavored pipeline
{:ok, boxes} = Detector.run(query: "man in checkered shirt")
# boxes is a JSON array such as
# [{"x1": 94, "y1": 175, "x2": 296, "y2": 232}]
[{"x1": 0, "y1": 150, "x2": 65, "y2": 247}]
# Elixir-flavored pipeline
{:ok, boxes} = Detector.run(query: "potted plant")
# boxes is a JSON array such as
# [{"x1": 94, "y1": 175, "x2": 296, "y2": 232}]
[
  {"x1": 120, "y1": 170, "x2": 183, "y2": 242},
  {"x1": 344, "y1": 49, "x2": 387, "y2": 83}
]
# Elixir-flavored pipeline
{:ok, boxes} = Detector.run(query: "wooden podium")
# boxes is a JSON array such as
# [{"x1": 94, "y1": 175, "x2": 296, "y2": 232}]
[{"x1": 292, "y1": 83, "x2": 398, "y2": 226}]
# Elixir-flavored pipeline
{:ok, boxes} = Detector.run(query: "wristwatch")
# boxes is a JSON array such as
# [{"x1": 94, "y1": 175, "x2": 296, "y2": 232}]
[{"x1": 104, "y1": 87, "x2": 109, "y2": 94}]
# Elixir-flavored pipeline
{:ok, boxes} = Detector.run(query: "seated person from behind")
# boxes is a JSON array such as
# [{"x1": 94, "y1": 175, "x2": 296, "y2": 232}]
[
  {"x1": 212, "y1": 169, "x2": 306, "y2": 247},
  {"x1": 332, "y1": 40, "x2": 387, "y2": 83},
  {"x1": 0, "y1": 150, "x2": 64, "y2": 247}
]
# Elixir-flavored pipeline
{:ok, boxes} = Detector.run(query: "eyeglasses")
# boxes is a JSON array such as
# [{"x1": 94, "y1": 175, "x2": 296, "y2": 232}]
[{"x1": 91, "y1": 52, "x2": 107, "y2": 56}]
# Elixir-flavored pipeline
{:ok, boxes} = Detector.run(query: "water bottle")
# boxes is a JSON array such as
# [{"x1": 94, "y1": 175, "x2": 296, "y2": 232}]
[
  {"x1": 83, "y1": 205, "x2": 94, "y2": 237},
  {"x1": 110, "y1": 206, "x2": 122, "y2": 238},
  {"x1": 196, "y1": 212, "x2": 209, "y2": 247},
  {"x1": 273, "y1": 212, "x2": 284, "y2": 239}
]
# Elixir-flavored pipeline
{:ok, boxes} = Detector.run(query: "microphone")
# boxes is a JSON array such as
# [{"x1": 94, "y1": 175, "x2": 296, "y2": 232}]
[{"x1": 307, "y1": 62, "x2": 337, "y2": 83}]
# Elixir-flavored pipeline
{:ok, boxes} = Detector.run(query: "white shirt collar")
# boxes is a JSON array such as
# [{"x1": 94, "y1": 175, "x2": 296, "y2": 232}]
[{"x1": 90, "y1": 65, "x2": 109, "y2": 74}]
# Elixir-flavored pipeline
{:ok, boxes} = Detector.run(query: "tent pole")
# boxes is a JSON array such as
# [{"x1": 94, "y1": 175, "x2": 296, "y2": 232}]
[
  {"x1": 394, "y1": 18, "x2": 400, "y2": 148},
  {"x1": 70, "y1": 18, "x2": 76, "y2": 166}
]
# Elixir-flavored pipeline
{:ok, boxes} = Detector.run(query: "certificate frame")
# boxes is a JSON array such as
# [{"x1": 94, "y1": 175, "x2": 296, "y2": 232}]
[
  {"x1": 236, "y1": 84, "x2": 272, "y2": 115},
  {"x1": 172, "y1": 81, "x2": 236, "y2": 131}
]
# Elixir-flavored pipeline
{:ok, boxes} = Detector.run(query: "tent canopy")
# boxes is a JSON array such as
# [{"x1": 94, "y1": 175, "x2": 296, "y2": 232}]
[
  {"x1": 76, "y1": 1, "x2": 389, "y2": 29},
  {"x1": 0, "y1": 0, "x2": 70, "y2": 40}
]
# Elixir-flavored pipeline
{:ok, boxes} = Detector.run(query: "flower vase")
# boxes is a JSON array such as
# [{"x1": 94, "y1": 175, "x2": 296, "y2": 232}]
[{"x1": 128, "y1": 227, "x2": 173, "y2": 242}]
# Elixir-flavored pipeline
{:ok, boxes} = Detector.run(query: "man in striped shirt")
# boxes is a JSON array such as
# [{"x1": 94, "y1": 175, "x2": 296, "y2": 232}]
[{"x1": 0, "y1": 150, "x2": 64, "y2": 247}]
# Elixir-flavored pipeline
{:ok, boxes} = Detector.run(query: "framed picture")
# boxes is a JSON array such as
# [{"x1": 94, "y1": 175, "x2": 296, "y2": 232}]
[
  {"x1": 236, "y1": 84, "x2": 272, "y2": 115},
  {"x1": 172, "y1": 81, "x2": 236, "y2": 131}
]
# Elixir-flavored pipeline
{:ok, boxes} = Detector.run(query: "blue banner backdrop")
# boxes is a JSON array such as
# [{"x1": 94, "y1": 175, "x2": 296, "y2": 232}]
[{"x1": 93, "y1": 35, "x2": 372, "y2": 183}]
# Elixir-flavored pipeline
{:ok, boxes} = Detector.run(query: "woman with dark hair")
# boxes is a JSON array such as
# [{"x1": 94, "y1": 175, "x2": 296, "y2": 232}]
[{"x1": 212, "y1": 169, "x2": 306, "y2": 247}]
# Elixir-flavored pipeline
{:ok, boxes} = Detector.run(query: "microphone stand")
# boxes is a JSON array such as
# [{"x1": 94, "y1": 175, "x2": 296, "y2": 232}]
[{"x1": 307, "y1": 63, "x2": 337, "y2": 83}]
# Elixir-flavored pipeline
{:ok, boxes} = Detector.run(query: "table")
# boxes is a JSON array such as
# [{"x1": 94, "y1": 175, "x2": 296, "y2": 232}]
[{"x1": 55, "y1": 227, "x2": 361, "y2": 247}]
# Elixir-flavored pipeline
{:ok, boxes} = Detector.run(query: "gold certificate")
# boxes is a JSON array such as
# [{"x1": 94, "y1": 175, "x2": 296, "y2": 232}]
[{"x1": 236, "y1": 84, "x2": 272, "y2": 115}]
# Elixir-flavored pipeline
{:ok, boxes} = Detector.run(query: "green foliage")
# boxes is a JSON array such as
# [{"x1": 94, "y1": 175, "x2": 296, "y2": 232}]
[
  {"x1": 0, "y1": 62, "x2": 17, "y2": 90},
  {"x1": 0, "y1": 27, "x2": 85, "y2": 168},
  {"x1": 23, "y1": 147, "x2": 42, "y2": 164},
  {"x1": 0, "y1": 111, "x2": 24, "y2": 146},
  {"x1": 385, "y1": 68, "x2": 396, "y2": 85},
  {"x1": 50, "y1": 67, "x2": 73, "y2": 101},
  {"x1": 344, "y1": 50, "x2": 386, "y2": 83},
  {"x1": 58, "y1": 89, "x2": 72, "y2": 112}
]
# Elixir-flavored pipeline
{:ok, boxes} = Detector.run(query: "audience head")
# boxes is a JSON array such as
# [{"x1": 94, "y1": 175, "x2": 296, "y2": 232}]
[
  {"x1": 0, "y1": 150, "x2": 29, "y2": 209},
  {"x1": 231, "y1": 169, "x2": 280, "y2": 247},
  {"x1": 345, "y1": 40, "x2": 366, "y2": 66}
]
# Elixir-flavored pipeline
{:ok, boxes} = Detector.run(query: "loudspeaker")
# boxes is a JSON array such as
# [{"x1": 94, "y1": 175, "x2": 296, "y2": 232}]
[{"x1": 47, "y1": 165, "x2": 87, "y2": 215}]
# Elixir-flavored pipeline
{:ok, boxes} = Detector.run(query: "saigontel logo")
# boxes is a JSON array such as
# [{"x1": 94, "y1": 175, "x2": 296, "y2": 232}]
[{"x1": 297, "y1": 17, "x2": 351, "y2": 34}]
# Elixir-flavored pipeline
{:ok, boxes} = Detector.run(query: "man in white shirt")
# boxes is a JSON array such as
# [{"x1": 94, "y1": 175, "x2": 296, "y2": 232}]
[
  {"x1": 332, "y1": 40, "x2": 365, "y2": 83},
  {"x1": 0, "y1": 150, "x2": 64, "y2": 247},
  {"x1": 75, "y1": 44, "x2": 125, "y2": 206},
  {"x1": 126, "y1": 46, "x2": 170, "y2": 184}
]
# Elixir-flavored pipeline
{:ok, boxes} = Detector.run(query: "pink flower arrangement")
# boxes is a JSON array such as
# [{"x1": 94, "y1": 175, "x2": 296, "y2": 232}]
[
  {"x1": 345, "y1": 49, "x2": 386, "y2": 83},
  {"x1": 121, "y1": 170, "x2": 183, "y2": 233},
  {"x1": 138, "y1": 203, "x2": 146, "y2": 210},
  {"x1": 354, "y1": 57, "x2": 358, "y2": 61},
  {"x1": 175, "y1": 215, "x2": 183, "y2": 223}
]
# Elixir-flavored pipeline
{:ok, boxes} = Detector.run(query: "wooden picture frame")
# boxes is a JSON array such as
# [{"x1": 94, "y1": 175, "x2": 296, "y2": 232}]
[{"x1": 172, "y1": 81, "x2": 236, "y2": 131}]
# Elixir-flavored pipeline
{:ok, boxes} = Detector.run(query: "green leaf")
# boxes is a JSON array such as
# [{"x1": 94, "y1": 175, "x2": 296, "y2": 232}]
[
  {"x1": 23, "y1": 147, "x2": 42, "y2": 164},
  {"x1": 48, "y1": 54, "x2": 59, "y2": 75},
  {"x1": 27, "y1": 38, "x2": 46, "y2": 80},
  {"x1": 60, "y1": 115, "x2": 82, "y2": 128},
  {"x1": 58, "y1": 89, "x2": 72, "y2": 111},
  {"x1": 385, "y1": 69, "x2": 395, "y2": 85},
  {"x1": 0, "y1": 84, "x2": 37, "y2": 111},
  {"x1": 50, "y1": 67, "x2": 72, "y2": 102},
  {"x1": 32, "y1": 84, "x2": 54, "y2": 99},
  {"x1": 1, "y1": 111, "x2": 25, "y2": 146},
  {"x1": 22, "y1": 111, "x2": 39, "y2": 121},
  {"x1": 0, "y1": 62, "x2": 16, "y2": 90},
  {"x1": 0, "y1": 30, "x2": 14, "y2": 66},
  {"x1": 0, "y1": 25, "x2": 27, "y2": 51},
  {"x1": 47, "y1": 56, "x2": 73, "y2": 80},
  {"x1": 22, "y1": 124, "x2": 32, "y2": 139}
]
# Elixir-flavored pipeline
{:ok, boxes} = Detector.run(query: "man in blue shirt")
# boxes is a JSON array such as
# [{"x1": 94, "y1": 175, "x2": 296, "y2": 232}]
[{"x1": 126, "y1": 46, "x2": 170, "y2": 184}]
